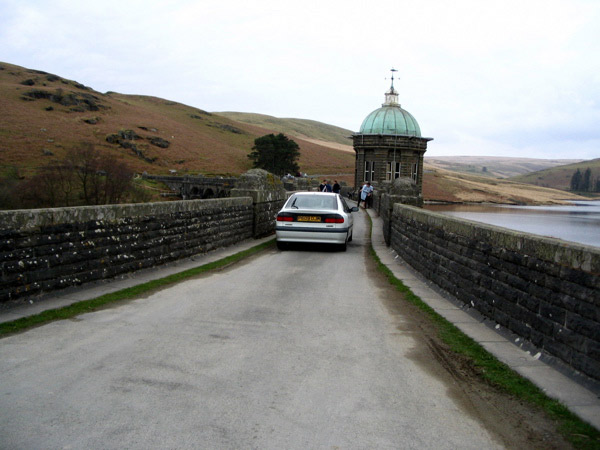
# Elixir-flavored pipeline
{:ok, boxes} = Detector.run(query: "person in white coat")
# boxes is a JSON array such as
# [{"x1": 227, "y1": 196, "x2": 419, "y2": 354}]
[{"x1": 360, "y1": 182, "x2": 373, "y2": 208}]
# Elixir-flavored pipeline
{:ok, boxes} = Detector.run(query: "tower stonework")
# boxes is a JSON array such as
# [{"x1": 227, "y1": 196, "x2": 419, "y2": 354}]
[{"x1": 353, "y1": 73, "x2": 432, "y2": 193}]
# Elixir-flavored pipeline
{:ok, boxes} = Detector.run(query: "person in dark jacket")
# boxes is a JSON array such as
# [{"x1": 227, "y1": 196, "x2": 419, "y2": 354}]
[{"x1": 332, "y1": 180, "x2": 341, "y2": 194}]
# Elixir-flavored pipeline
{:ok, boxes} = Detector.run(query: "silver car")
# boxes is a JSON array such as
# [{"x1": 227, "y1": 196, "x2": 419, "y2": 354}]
[{"x1": 275, "y1": 192, "x2": 359, "y2": 251}]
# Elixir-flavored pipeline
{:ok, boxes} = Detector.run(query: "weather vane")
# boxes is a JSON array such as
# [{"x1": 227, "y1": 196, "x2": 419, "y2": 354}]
[{"x1": 387, "y1": 68, "x2": 398, "y2": 88}]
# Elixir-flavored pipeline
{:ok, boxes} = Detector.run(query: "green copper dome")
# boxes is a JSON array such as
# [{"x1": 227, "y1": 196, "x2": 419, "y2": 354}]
[
  {"x1": 358, "y1": 84, "x2": 422, "y2": 137},
  {"x1": 359, "y1": 106, "x2": 421, "y2": 136}
]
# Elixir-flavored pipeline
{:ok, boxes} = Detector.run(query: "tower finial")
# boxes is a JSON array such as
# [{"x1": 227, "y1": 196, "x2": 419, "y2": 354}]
[{"x1": 383, "y1": 68, "x2": 400, "y2": 106}]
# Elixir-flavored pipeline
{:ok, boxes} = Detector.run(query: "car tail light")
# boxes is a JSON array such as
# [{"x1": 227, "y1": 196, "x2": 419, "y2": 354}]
[
  {"x1": 324, "y1": 214, "x2": 345, "y2": 224},
  {"x1": 277, "y1": 213, "x2": 294, "y2": 222}
]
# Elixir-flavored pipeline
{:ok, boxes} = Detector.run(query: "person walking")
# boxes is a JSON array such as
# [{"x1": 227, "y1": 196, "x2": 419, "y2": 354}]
[{"x1": 360, "y1": 182, "x2": 373, "y2": 208}]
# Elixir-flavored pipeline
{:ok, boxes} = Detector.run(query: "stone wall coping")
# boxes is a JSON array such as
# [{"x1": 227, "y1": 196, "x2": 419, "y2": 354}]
[
  {"x1": 394, "y1": 204, "x2": 600, "y2": 273},
  {"x1": 0, "y1": 198, "x2": 253, "y2": 232},
  {"x1": 230, "y1": 188, "x2": 287, "y2": 203}
]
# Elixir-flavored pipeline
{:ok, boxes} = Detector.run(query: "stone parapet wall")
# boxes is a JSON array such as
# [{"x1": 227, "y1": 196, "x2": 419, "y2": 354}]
[
  {"x1": 376, "y1": 179, "x2": 423, "y2": 244},
  {"x1": 230, "y1": 188, "x2": 286, "y2": 237},
  {"x1": 230, "y1": 169, "x2": 287, "y2": 237},
  {"x1": 389, "y1": 204, "x2": 600, "y2": 382},
  {"x1": 0, "y1": 198, "x2": 254, "y2": 303}
]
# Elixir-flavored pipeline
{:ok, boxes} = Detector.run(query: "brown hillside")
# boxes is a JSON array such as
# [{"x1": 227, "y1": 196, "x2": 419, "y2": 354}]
[
  {"x1": 0, "y1": 62, "x2": 354, "y2": 179},
  {"x1": 422, "y1": 166, "x2": 588, "y2": 205}
]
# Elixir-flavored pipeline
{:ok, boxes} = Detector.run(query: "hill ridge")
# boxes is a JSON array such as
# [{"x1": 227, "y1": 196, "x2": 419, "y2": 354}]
[
  {"x1": 0, "y1": 61, "x2": 354, "y2": 179},
  {"x1": 1, "y1": 61, "x2": 597, "y2": 206},
  {"x1": 213, "y1": 111, "x2": 354, "y2": 148}
]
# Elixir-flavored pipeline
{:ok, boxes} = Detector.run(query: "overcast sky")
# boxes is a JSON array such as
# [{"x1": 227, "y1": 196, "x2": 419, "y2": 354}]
[{"x1": 1, "y1": 0, "x2": 599, "y2": 159}]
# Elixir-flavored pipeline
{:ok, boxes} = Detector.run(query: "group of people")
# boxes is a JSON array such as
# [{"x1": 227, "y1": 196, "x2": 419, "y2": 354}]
[
  {"x1": 319, "y1": 179, "x2": 341, "y2": 194},
  {"x1": 318, "y1": 178, "x2": 374, "y2": 209}
]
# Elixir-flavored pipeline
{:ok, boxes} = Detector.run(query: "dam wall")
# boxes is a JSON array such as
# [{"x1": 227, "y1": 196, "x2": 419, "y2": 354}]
[{"x1": 388, "y1": 204, "x2": 600, "y2": 382}]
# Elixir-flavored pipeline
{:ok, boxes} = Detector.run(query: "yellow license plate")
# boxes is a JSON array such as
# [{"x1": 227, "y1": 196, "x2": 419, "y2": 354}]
[{"x1": 297, "y1": 215, "x2": 321, "y2": 222}]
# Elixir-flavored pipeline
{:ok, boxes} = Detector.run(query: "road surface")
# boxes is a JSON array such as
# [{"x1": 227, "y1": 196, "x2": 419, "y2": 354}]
[{"x1": 0, "y1": 212, "x2": 509, "y2": 449}]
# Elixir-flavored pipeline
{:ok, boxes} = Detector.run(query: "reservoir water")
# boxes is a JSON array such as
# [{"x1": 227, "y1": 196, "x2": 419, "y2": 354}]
[{"x1": 424, "y1": 200, "x2": 600, "y2": 249}]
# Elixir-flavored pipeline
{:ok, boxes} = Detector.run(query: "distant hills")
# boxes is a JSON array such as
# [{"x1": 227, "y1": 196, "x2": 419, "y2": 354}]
[
  {"x1": 421, "y1": 167, "x2": 586, "y2": 205},
  {"x1": 422, "y1": 156, "x2": 599, "y2": 203},
  {"x1": 214, "y1": 112, "x2": 354, "y2": 149},
  {"x1": 424, "y1": 156, "x2": 584, "y2": 179},
  {"x1": 0, "y1": 61, "x2": 597, "y2": 205}
]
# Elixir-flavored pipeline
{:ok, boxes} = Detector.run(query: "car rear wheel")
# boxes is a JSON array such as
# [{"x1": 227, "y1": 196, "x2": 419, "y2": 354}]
[{"x1": 276, "y1": 241, "x2": 288, "y2": 250}]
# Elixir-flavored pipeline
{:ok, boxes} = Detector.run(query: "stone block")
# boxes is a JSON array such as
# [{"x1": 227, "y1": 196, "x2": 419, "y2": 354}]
[
  {"x1": 571, "y1": 353, "x2": 600, "y2": 382},
  {"x1": 528, "y1": 282, "x2": 553, "y2": 302},
  {"x1": 575, "y1": 300, "x2": 600, "y2": 322},
  {"x1": 498, "y1": 271, "x2": 529, "y2": 293},
  {"x1": 566, "y1": 312, "x2": 600, "y2": 341},
  {"x1": 553, "y1": 325, "x2": 586, "y2": 350},
  {"x1": 585, "y1": 339, "x2": 600, "y2": 360},
  {"x1": 529, "y1": 329, "x2": 545, "y2": 348},
  {"x1": 540, "y1": 301, "x2": 567, "y2": 325},
  {"x1": 492, "y1": 308, "x2": 510, "y2": 328},
  {"x1": 543, "y1": 337, "x2": 573, "y2": 364},
  {"x1": 508, "y1": 317, "x2": 532, "y2": 340},
  {"x1": 517, "y1": 291, "x2": 540, "y2": 313}
]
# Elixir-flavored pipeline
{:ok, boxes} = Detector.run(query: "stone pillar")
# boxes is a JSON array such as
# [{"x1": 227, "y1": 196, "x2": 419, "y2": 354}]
[
  {"x1": 230, "y1": 169, "x2": 287, "y2": 238},
  {"x1": 379, "y1": 178, "x2": 423, "y2": 245}
]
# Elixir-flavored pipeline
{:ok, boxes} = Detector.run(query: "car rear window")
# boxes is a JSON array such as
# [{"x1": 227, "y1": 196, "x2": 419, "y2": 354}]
[{"x1": 289, "y1": 195, "x2": 337, "y2": 210}]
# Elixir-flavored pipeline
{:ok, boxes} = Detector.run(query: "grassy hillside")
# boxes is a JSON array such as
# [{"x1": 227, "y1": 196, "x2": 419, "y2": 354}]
[
  {"x1": 214, "y1": 111, "x2": 354, "y2": 149},
  {"x1": 425, "y1": 156, "x2": 584, "y2": 179},
  {"x1": 510, "y1": 158, "x2": 600, "y2": 191},
  {"x1": 422, "y1": 166, "x2": 588, "y2": 205},
  {"x1": 0, "y1": 62, "x2": 354, "y2": 180}
]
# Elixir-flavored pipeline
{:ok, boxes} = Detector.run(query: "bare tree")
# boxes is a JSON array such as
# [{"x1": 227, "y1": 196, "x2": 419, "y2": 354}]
[
  {"x1": 66, "y1": 143, "x2": 133, "y2": 205},
  {"x1": 99, "y1": 153, "x2": 133, "y2": 204},
  {"x1": 0, "y1": 166, "x2": 21, "y2": 209},
  {"x1": 8, "y1": 143, "x2": 134, "y2": 209},
  {"x1": 67, "y1": 143, "x2": 100, "y2": 204},
  {"x1": 20, "y1": 162, "x2": 75, "y2": 208}
]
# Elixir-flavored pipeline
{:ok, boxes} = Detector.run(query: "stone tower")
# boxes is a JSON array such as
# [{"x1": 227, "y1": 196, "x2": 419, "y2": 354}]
[{"x1": 353, "y1": 71, "x2": 432, "y2": 192}]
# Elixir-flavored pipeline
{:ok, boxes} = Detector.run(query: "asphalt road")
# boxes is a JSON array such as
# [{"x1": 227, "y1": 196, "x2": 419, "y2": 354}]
[{"x1": 0, "y1": 212, "x2": 504, "y2": 449}]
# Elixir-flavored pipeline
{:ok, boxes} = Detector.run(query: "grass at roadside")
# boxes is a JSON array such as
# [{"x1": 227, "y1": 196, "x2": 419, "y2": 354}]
[
  {"x1": 0, "y1": 239, "x2": 275, "y2": 337},
  {"x1": 365, "y1": 216, "x2": 600, "y2": 449}
]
